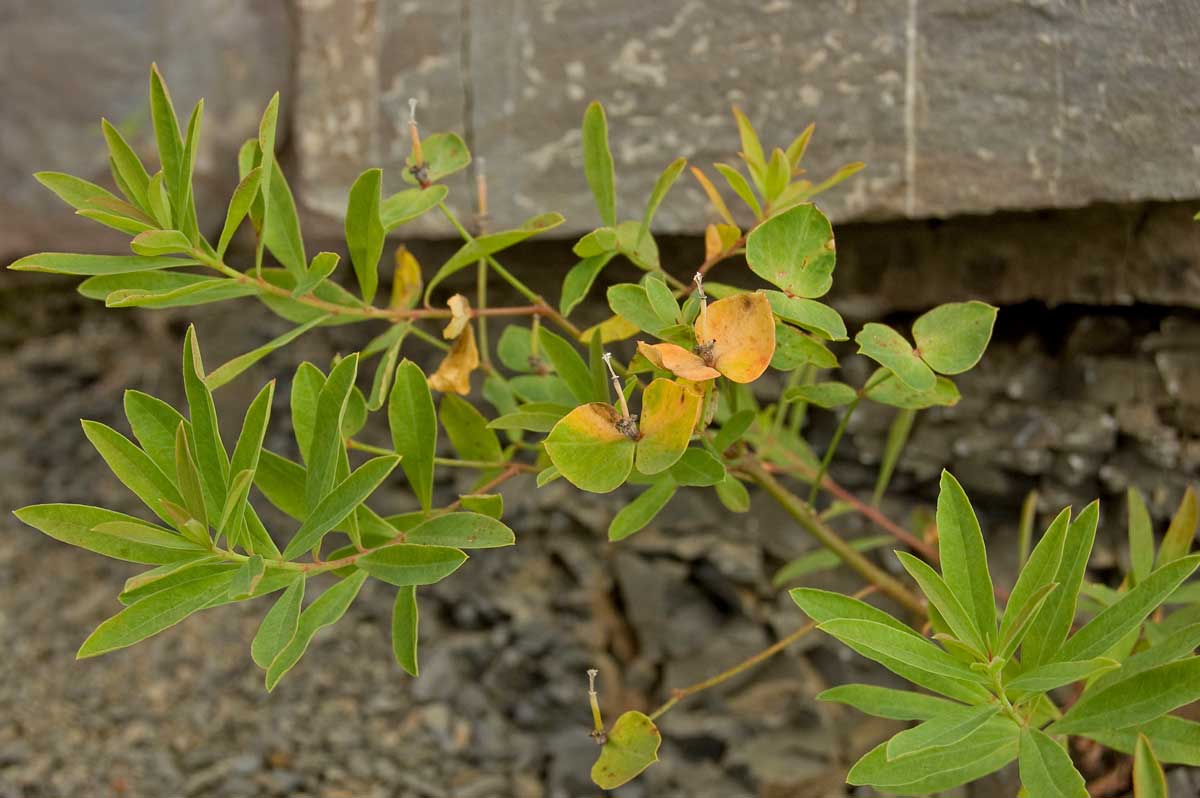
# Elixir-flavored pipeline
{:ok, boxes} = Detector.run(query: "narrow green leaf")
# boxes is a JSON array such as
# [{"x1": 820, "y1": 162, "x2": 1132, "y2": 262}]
[
  {"x1": 763, "y1": 147, "x2": 789, "y2": 202},
  {"x1": 560, "y1": 252, "x2": 617, "y2": 317},
  {"x1": 345, "y1": 168, "x2": 386, "y2": 303},
  {"x1": 439, "y1": 394, "x2": 504, "y2": 465},
  {"x1": 1023, "y1": 501, "x2": 1099, "y2": 667},
  {"x1": 582, "y1": 102, "x2": 616, "y2": 226},
  {"x1": 403, "y1": 512, "x2": 514, "y2": 548},
  {"x1": 1085, "y1": 716, "x2": 1200, "y2": 766},
  {"x1": 265, "y1": 571, "x2": 367, "y2": 691},
  {"x1": 33, "y1": 171, "x2": 119, "y2": 210},
  {"x1": 886, "y1": 703, "x2": 999, "y2": 761},
  {"x1": 773, "y1": 536, "x2": 892, "y2": 586},
  {"x1": 130, "y1": 229, "x2": 192, "y2": 257},
  {"x1": 1007, "y1": 658, "x2": 1120, "y2": 693},
  {"x1": 896, "y1": 551, "x2": 986, "y2": 655},
  {"x1": 713, "y1": 162, "x2": 762, "y2": 218},
  {"x1": 816, "y1": 683, "x2": 962, "y2": 721},
  {"x1": 392, "y1": 586, "x2": 419, "y2": 676},
  {"x1": 714, "y1": 474, "x2": 751, "y2": 512},
  {"x1": 487, "y1": 406, "x2": 569, "y2": 433},
  {"x1": 936, "y1": 471, "x2": 997, "y2": 646},
  {"x1": 423, "y1": 213, "x2": 565, "y2": 303},
  {"x1": 1056, "y1": 555, "x2": 1200, "y2": 663},
  {"x1": 101, "y1": 118, "x2": 151, "y2": 212},
  {"x1": 78, "y1": 569, "x2": 236, "y2": 658},
  {"x1": 304, "y1": 354, "x2": 359, "y2": 512},
  {"x1": 389, "y1": 360, "x2": 437, "y2": 511},
  {"x1": 262, "y1": 166, "x2": 308, "y2": 280},
  {"x1": 643, "y1": 277, "x2": 681, "y2": 328},
  {"x1": 1000, "y1": 508, "x2": 1070, "y2": 643},
  {"x1": 228, "y1": 553, "x2": 265, "y2": 598},
  {"x1": 731, "y1": 106, "x2": 766, "y2": 191},
  {"x1": 14, "y1": 504, "x2": 202, "y2": 564},
  {"x1": 81, "y1": 419, "x2": 183, "y2": 527},
  {"x1": 1018, "y1": 728, "x2": 1088, "y2": 798},
  {"x1": 251, "y1": 575, "x2": 305, "y2": 669},
  {"x1": 146, "y1": 171, "x2": 171, "y2": 227},
  {"x1": 183, "y1": 326, "x2": 229, "y2": 516},
  {"x1": 283, "y1": 454, "x2": 400, "y2": 559},
  {"x1": 381, "y1": 185, "x2": 448, "y2": 230},
  {"x1": 1158, "y1": 486, "x2": 1197, "y2": 567},
  {"x1": 205, "y1": 317, "x2": 326, "y2": 390},
  {"x1": 638, "y1": 157, "x2": 687, "y2": 245},
  {"x1": 1128, "y1": 487, "x2": 1155, "y2": 585},
  {"x1": 217, "y1": 167, "x2": 261, "y2": 257},
  {"x1": 148, "y1": 64, "x2": 183, "y2": 225},
  {"x1": 997, "y1": 581, "x2": 1058, "y2": 662},
  {"x1": 1050, "y1": 657, "x2": 1200, "y2": 735},
  {"x1": 173, "y1": 422, "x2": 208, "y2": 530},
  {"x1": 9, "y1": 252, "x2": 196, "y2": 276},
  {"x1": 668, "y1": 448, "x2": 725, "y2": 487},
  {"x1": 782, "y1": 382, "x2": 857, "y2": 409},
  {"x1": 538, "y1": 330, "x2": 593, "y2": 404},
  {"x1": 609, "y1": 479, "x2": 676, "y2": 541},
  {"x1": 217, "y1": 469, "x2": 255, "y2": 541},
  {"x1": 1134, "y1": 734, "x2": 1168, "y2": 798},
  {"x1": 366, "y1": 332, "x2": 405, "y2": 412},
  {"x1": 847, "y1": 718, "x2": 1019, "y2": 793},
  {"x1": 356, "y1": 544, "x2": 468, "y2": 586},
  {"x1": 1090, "y1": 622, "x2": 1200, "y2": 692},
  {"x1": 124, "y1": 390, "x2": 188, "y2": 476},
  {"x1": 873, "y1": 408, "x2": 916, "y2": 505},
  {"x1": 175, "y1": 100, "x2": 203, "y2": 243}
]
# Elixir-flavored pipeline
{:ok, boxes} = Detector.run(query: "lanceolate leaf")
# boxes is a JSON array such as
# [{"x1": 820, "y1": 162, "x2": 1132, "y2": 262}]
[
  {"x1": 392, "y1": 586, "x2": 419, "y2": 676},
  {"x1": 582, "y1": 101, "x2": 617, "y2": 226},
  {"x1": 1050, "y1": 657, "x2": 1200, "y2": 735},
  {"x1": 1000, "y1": 508, "x2": 1069, "y2": 642},
  {"x1": 251, "y1": 575, "x2": 305, "y2": 669},
  {"x1": 1134, "y1": 734, "x2": 1168, "y2": 798},
  {"x1": 33, "y1": 171, "x2": 119, "y2": 210},
  {"x1": 936, "y1": 471, "x2": 996, "y2": 646},
  {"x1": 283, "y1": 454, "x2": 400, "y2": 559},
  {"x1": 217, "y1": 167, "x2": 262, "y2": 257},
  {"x1": 345, "y1": 168, "x2": 386, "y2": 303},
  {"x1": 1089, "y1": 622, "x2": 1200, "y2": 692},
  {"x1": 1023, "y1": 501, "x2": 1099, "y2": 668},
  {"x1": 81, "y1": 420, "x2": 184, "y2": 527},
  {"x1": 14, "y1": 504, "x2": 203, "y2": 564},
  {"x1": 204, "y1": 316, "x2": 327, "y2": 390},
  {"x1": 266, "y1": 571, "x2": 367, "y2": 691},
  {"x1": 423, "y1": 213, "x2": 565, "y2": 304},
  {"x1": 77, "y1": 568, "x2": 237, "y2": 658},
  {"x1": 896, "y1": 551, "x2": 986, "y2": 654},
  {"x1": 609, "y1": 479, "x2": 676, "y2": 541},
  {"x1": 439, "y1": 394, "x2": 503, "y2": 467},
  {"x1": 1018, "y1": 728, "x2": 1088, "y2": 798},
  {"x1": 816, "y1": 684, "x2": 962, "y2": 721},
  {"x1": 538, "y1": 330, "x2": 594, "y2": 404},
  {"x1": 847, "y1": 719, "x2": 1019, "y2": 794},
  {"x1": 1007, "y1": 658, "x2": 1120, "y2": 693},
  {"x1": 818, "y1": 619, "x2": 990, "y2": 690},
  {"x1": 9, "y1": 252, "x2": 196, "y2": 276},
  {"x1": 1085, "y1": 716, "x2": 1200, "y2": 766},
  {"x1": 885, "y1": 703, "x2": 999, "y2": 761},
  {"x1": 381, "y1": 185, "x2": 448, "y2": 230},
  {"x1": 1158, "y1": 485, "x2": 1197, "y2": 568},
  {"x1": 402, "y1": 512, "x2": 515, "y2": 549},
  {"x1": 183, "y1": 326, "x2": 229, "y2": 516},
  {"x1": 356, "y1": 544, "x2": 468, "y2": 586},
  {"x1": 1128, "y1": 486, "x2": 1155, "y2": 585},
  {"x1": 304, "y1": 354, "x2": 359, "y2": 513},
  {"x1": 148, "y1": 64, "x2": 184, "y2": 224}
]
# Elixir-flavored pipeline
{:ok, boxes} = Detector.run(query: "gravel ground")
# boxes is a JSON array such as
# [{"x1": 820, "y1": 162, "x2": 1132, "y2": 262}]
[{"x1": 2, "y1": 277, "x2": 1197, "y2": 797}]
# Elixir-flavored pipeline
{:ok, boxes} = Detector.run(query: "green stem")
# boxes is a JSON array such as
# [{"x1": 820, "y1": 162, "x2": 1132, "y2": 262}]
[
  {"x1": 805, "y1": 370, "x2": 892, "y2": 504},
  {"x1": 742, "y1": 458, "x2": 926, "y2": 617}
]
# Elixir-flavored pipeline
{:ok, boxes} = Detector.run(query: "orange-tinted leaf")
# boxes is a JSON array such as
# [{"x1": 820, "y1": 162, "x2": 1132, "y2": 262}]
[
  {"x1": 442, "y1": 293, "x2": 471, "y2": 339},
  {"x1": 428, "y1": 325, "x2": 479, "y2": 395},
  {"x1": 697, "y1": 292, "x2": 775, "y2": 383},
  {"x1": 636, "y1": 378, "x2": 700, "y2": 474},
  {"x1": 543, "y1": 402, "x2": 635, "y2": 493},
  {"x1": 637, "y1": 341, "x2": 720, "y2": 382}
]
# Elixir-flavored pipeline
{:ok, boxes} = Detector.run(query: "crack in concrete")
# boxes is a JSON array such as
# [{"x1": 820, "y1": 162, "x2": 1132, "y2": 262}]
[{"x1": 904, "y1": 0, "x2": 919, "y2": 217}]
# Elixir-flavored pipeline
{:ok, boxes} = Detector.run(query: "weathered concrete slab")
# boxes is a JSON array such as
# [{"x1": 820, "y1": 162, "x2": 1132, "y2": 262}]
[
  {"x1": 291, "y1": 0, "x2": 1200, "y2": 238},
  {"x1": 0, "y1": 0, "x2": 293, "y2": 255}
]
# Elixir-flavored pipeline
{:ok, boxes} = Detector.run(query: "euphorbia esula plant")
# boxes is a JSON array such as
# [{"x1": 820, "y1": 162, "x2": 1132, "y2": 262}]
[{"x1": 10, "y1": 66, "x2": 1199, "y2": 794}]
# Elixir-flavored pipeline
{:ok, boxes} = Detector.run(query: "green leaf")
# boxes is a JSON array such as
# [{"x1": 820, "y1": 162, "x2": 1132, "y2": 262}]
[
  {"x1": 228, "y1": 553, "x2": 265, "y2": 598},
  {"x1": 770, "y1": 325, "x2": 837, "y2": 371},
  {"x1": 487, "y1": 405, "x2": 569, "y2": 433},
  {"x1": 713, "y1": 162, "x2": 762, "y2": 218},
  {"x1": 130, "y1": 230, "x2": 192, "y2": 257},
  {"x1": 1056, "y1": 555, "x2": 1200, "y2": 663},
  {"x1": 792, "y1": 587, "x2": 922, "y2": 637},
  {"x1": 847, "y1": 718, "x2": 1019, "y2": 794},
  {"x1": 1018, "y1": 728, "x2": 1088, "y2": 798},
  {"x1": 175, "y1": 100, "x2": 203, "y2": 243},
  {"x1": 731, "y1": 107, "x2": 766, "y2": 190},
  {"x1": 763, "y1": 147, "x2": 789, "y2": 202},
  {"x1": 1085, "y1": 716, "x2": 1200, "y2": 766},
  {"x1": 1023, "y1": 501, "x2": 1099, "y2": 667},
  {"x1": 712, "y1": 410, "x2": 755, "y2": 453},
  {"x1": 668, "y1": 448, "x2": 725, "y2": 487},
  {"x1": 873, "y1": 408, "x2": 916, "y2": 505},
  {"x1": 439, "y1": 394, "x2": 503, "y2": 466},
  {"x1": 356, "y1": 544, "x2": 468, "y2": 586},
  {"x1": 148, "y1": 64, "x2": 184, "y2": 224},
  {"x1": 251, "y1": 575, "x2": 305, "y2": 669},
  {"x1": 403, "y1": 132, "x2": 471, "y2": 184},
  {"x1": 538, "y1": 330, "x2": 594, "y2": 403},
  {"x1": 544, "y1": 403, "x2": 635, "y2": 493},
  {"x1": 265, "y1": 571, "x2": 367, "y2": 691},
  {"x1": 1128, "y1": 487, "x2": 1155, "y2": 586},
  {"x1": 1007, "y1": 658, "x2": 1120, "y2": 693},
  {"x1": 304, "y1": 354, "x2": 359, "y2": 512},
  {"x1": 217, "y1": 469, "x2": 255, "y2": 542},
  {"x1": 262, "y1": 166, "x2": 308, "y2": 280},
  {"x1": 819, "y1": 618, "x2": 989, "y2": 689},
  {"x1": 1090, "y1": 622, "x2": 1200, "y2": 692},
  {"x1": 173, "y1": 422, "x2": 209, "y2": 533},
  {"x1": 345, "y1": 168, "x2": 386, "y2": 303},
  {"x1": 783, "y1": 382, "x2": 856, "y2": 409},
  {"x1": 896, "y1": 551, "x2": 986, "y2": 655},
  {"x1": 1158, "y1": 486, "x2": 1197, "y2": 568},
  {"x1": 217, "y1": 167, "x2": 261, "y2": 257},
  {"x1": 101, "y1": 119, "x2": 151, "y2": 211},
  {"x1": 591, "y1": 711, "x2": 661, "y2": 790},
  {"x1": 403, "y1": 512, "x2": 514, "y2": 548},
  {"x1": 560, "y1": 253, "x2": 617, "y2": 317},
  {"x1": 615, "y1": 220, "x2": 660, "y2": 270},
  {"x1": 81, "y1": 419, "x2": 184, "y2": 527},
  {"x1": 936, "y1": 471, "x2": 997, "y2": 647},
  {"x1": 14, "y1": 505, "x2": 202, "y2": 564},
  {"x1": 9, "y1": 252, "x2": 196, "y2": 276},
  {"x1": 638, "y1": 157, "x2": 687, "y2": 245},
  {"x1": 644, "y1": 277, "x2": 681, "y2": 328},
  {"x1": 458, "y1": 494, "x2": 503, "y2": 519},
  {"x1": 423, "y1": 213, "x2": 565, "y2": 303},
  {"x1": 283, "y1": 454, "x2": 400, "y2": 559},
  {"x1": 183, "y1": 326, "x2": 229, "y2": 517},
  {"x1": 997, "y1": 582, "x2": 1059, "y2": 662},
  {"x1": 124, "y1": 390, "x2": 187, "y2": 476},
  {"x1": 77, "y1": 568, "x2": 236, "y2": 658},
  {"x1": 392, "y1": 586, "x2": 419, "y2": 676},
  {"x1": 773, "y1": 536, "x2": 892, "y2": 586},
  {"x1": 33, "y1": 171, "x2": 119, "y2": 210},
  {"x1": 205, "y1": 317, "x2": 326, "y2": 390},
  {"x1": 290, "y1": 362, "x2": 325, "y2": 462},
  {"x1": 380, "y1": 185, "x2": 448, "y2": 230},
  {"x1": 1134, "y1": 734, "x2": 1168, "y2": 798},
  {"x1": 582, "y1": 102, "x2": 617, "y2": 226},
  {"x1": 764, "y1": 291, "x2": 846, "y2": 341},
  {"x1": 744, "y1": 204, "x2": 836, "y2": 298},
  {"x1": 1001, "y1": 508, "x2": 1069, "y2": 644},
  {"x1": 816, "y1": 683, "x2": 962, "y2": 721},
  {"x1": 1051, "y1": 657, "x2": 1200, "y2": 735},
  {"x1": 606, "y1": 283, "x2": 666, "y2": 334},
  {"x1": 82, "y1": 273, "x2": 255, "y2": 308},
  {"x1": 856, "y1": 324, "x2": 936, "y2": 391},
  {"x1": 912, "y1": 301, "x2": 998, "y2": 375},
  {"x1": 862, "y1": 369, "x2": 960, "y2": 408},
  {"x1": 146, "y1": 171, "x2": 171, "y2": 227},
  {"x1": 574, "y1": 227, "x2": 618, "y2": 257},
  {"x1": 886, "y1": 703, "x2": 999, "y2": 761},
  {"x1": 609, "y1": 479, "x2": 676, "y2": 541},
  {"x1": 714, "y1": 475, "x2": 751, "y2": 512}
]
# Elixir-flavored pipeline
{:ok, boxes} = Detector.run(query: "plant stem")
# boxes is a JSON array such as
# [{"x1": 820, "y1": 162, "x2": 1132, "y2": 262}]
[
  {"x1": 741, "y1": 459, "x2": 926, "y2": 616},
  {"x1": 805, "y1": 370, "x2": 892, "y2": 504},
  {"x1": 648, "y1": 585, "x2": 878, "y2": 721}
]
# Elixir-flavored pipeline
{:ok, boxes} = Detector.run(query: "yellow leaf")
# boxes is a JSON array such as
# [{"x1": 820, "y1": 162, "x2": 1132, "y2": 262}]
[
  {"x1": 636, "y1": 341, "x2": 720, "y2": 382},
  {"x1": 390, "y1": 246, "x2": 423, "y2": 309},
  {"x1": 442, "y1": 293, "x2": 471, "y2": 339},
  {"x1": 636, "y1": 378, "x2": 700, "y2": 474},
  {"x1": 581, "y1": 314, "x2": 640, "y2": 344},
  {"x1": 428, "y1": 325, "x2": 479, "y2": 395},
  {"x1": 696, "y1": 291, "x2": 775, "y2": 383}
]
